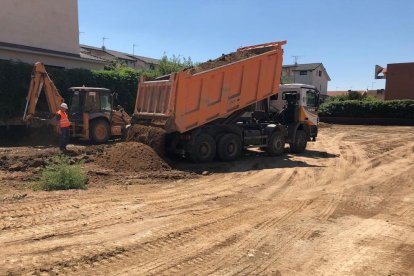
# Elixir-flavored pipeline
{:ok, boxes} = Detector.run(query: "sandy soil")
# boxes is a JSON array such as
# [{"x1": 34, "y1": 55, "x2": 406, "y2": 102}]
[{"x1": 0, "y1": 125, "x2": 413, "y2": 275}]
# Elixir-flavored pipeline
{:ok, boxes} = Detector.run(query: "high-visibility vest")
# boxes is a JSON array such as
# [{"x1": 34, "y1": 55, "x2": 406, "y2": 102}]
[{"x1": 56, "y1": 110, "x2": 70, "y2": 128}]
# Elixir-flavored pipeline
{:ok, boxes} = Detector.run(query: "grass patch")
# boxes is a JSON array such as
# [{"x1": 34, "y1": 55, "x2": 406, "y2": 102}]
[{"x1": 36, "y1": 155, "x2": 87, "y2": 191}]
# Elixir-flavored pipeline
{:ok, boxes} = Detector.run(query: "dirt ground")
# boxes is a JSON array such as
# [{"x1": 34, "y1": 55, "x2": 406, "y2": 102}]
[{"x1": 0, "y1": 125, "x2": 413, "y2": 275}]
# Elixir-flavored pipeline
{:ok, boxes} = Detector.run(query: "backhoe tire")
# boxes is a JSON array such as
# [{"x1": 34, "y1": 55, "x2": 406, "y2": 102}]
[
  {"x1": 266, "y1": 131, "x2": 285, "y2": 156},
  {"x1": 290, "y1": 129, "x2": 307, "y2": 153},
  {"x1": 217, "y1": 133, "x2": 242, "y2": 161},
  {"x1": 189, "y1": 134, "x2": 216, "y2": 163},
  {"x1": 90, "y1": 119, "x2": 110, "y2": 144}
]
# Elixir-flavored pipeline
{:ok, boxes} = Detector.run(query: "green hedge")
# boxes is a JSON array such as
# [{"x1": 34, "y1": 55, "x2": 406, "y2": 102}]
[
  {"x1": 0, "y1": 60, "x2": 159, "y2": 121},
  {"x1": 319, "y1": 100, "x2": 414, "y2": 119}
]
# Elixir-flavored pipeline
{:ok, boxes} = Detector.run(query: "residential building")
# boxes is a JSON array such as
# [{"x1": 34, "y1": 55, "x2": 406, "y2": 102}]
[
  {"x1": 80, "y1": 45, "x2": 160, "y2": 70},
  {"x1": 282, "y1": 63, "x2": 331, "y2": 95},
  {"x1": 0, "y1": 0, "x2": 159, "y2": 71},
  {"x1": 0, "y1": 0, "x2": 106, "y2": 69},
  {"x1": 375, "y1": 62, "x2": 414, "y2": 100}
]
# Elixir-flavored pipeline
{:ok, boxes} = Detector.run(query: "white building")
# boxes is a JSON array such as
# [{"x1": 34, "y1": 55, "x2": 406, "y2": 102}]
[{"x1": 282, "y1": 63, "x2": 331, "y2": 95}]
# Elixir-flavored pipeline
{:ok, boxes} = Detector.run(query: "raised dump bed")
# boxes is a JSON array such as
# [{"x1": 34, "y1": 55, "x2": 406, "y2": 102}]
[{"x1": 134, "y1": 41, "x2": 286, "y2": 133}]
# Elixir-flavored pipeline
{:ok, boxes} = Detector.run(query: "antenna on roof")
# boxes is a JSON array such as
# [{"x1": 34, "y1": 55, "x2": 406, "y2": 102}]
[
  {"x1": 133, "y1": 44, "x2": 137, "y2": 56},
  {"x1": 292, "y1": 55, "x2": 301, "y2": 66},
  {"x1": 102, "y1": 36, "x2": 109, "y2": 50}
]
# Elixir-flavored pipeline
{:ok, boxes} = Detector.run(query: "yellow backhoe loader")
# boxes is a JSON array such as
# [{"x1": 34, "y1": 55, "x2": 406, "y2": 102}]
[{"x1": 23, "y1": 62, "x2": 130, "y2": 143}]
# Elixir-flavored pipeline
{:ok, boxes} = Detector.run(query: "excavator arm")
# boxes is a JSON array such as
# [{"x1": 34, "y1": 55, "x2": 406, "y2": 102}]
[{"x1": 23, "y1": 62, "x2": 64, "y2": 122}]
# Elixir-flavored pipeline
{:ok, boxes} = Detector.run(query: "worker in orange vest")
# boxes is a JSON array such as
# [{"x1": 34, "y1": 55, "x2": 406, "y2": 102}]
[{"x1": 56, "y1": 103, "x2": 70, "y2": 151}]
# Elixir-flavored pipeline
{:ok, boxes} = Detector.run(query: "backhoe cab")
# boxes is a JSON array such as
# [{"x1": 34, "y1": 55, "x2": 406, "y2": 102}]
[{"x1": 68, "y1": 87, "x2": 130, "y2": 143}]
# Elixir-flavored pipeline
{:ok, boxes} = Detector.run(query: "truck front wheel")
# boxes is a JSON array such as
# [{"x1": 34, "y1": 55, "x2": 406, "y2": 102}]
[
  {"x1": 290, "y1": 129, "x2": 307, "y2": 153},
  {"x1": 189, "y1": 134, "x2": 216, "y2": 163},
  {"x1": 267, "y1": 131, "x2": 285, "y2": 156},
  {"x1": 217, "y1": 133, "x2": 242, "y2": 161},
  {"x1": 90, "y1": 119, "x2": 110, "y2": 144}
]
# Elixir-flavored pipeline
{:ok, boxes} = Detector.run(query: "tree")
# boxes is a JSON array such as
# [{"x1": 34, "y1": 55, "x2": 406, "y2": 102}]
[{"x1": 158, "y1": 54, "x2": 194, "y2": 75}]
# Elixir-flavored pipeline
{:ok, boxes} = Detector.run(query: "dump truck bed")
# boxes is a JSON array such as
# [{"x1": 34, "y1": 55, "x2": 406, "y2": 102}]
[{"x1": 134, "y1": 40, "x2": 286, "y2": 133}]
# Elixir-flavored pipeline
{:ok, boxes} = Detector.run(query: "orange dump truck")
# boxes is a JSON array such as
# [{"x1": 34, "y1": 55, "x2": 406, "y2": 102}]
[{"x1": 133, "y1": 40, "x2": 319, "y2": 162}]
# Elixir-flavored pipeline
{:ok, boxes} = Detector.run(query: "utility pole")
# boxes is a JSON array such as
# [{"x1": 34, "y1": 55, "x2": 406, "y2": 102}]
[
  {"x1": 133, "y1": 44, "x2": 137, "y2": 56},
  {"x1": 371, "y1": 82, "x2": 375, "y2": 90}
]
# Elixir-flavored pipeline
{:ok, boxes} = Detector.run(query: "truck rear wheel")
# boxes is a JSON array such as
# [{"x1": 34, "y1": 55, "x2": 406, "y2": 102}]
[
  {"x1": 217, "y1": 133, "x2": 242, "y2": 161},
  {"x1": 290, "y1": 129, "x2": 307, "y2": 153},
  {"x1": 189, "y1": 134, "x2": 216, "y2": 163},
  {"x1": 266, "y1": 131, "x2": 285, "y2": 156},
  {"x1": 90, "y1": 119, "x2": 110, "y2": 144}
]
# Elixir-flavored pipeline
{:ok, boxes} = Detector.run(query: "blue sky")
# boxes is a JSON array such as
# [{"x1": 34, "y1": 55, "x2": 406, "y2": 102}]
[{"x1": 79, "y1": 0, "x2": 414, "y2": 91}]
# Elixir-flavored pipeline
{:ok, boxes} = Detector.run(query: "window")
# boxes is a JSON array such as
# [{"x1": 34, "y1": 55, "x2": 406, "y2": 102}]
[
  {"x1": 318, "y1": 70, "x2": 322, "y2": 77},
  {"x1": 100, "y1": 93, "x2": 112, "y2": 111},
  {"x1": 300, "y1": 70, "x2": 307, "y2": 75},
  {"x1": 306, "y1": 90, "x2": 317, "y2": 107},
  {"x1": 69, "y1": 92, "x2": 81, "y2": 114},
  {"x1": 85, "y1": 92, "x2": 100, "y2": 112}
]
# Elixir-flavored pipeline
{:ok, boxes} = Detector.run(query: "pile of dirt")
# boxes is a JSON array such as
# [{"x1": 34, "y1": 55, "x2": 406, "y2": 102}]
[
  {"x1": 188, "y1": 47, "x2": 272, "y2": 74},
  {"x1": 0, "y1": 148, "x2": 57, "y2": 172},
  {"x1": 95, "y1": 142, "x2": 170, "y2": 173},
  {"x1": 0, "y1": 145, "x2": 101, "y2": 173},
  {"x1": 126, "y1": 125, "x2": 166, "y2": 155}
]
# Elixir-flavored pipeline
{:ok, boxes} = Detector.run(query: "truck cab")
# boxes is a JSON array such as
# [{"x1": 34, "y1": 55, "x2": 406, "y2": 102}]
[{"x1": 270, "y1": 84, "x2": 319, "y2": 140}]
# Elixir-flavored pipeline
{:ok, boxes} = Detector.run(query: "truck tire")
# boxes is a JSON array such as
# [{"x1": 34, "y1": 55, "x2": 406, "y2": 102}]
[
  {"x1": 266, "y1": 131, "x2": 285, "y2": 156},
  {"x1": 290, "y1": 129, "x2": 307, "y2": 153},
  {"x1": 217, "y1": 133, "x2": 242, "y2": 161},
  {"x1": 90, "y1": 119, "x2": 110, "y2": 144},
  {"x1": 189, "y1": 134, "x2": 216, "y2": 163}
]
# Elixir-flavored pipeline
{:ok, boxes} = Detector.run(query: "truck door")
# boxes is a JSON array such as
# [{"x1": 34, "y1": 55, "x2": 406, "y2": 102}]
[{"x1": 300, "y1": 88, "x2": 319, "y2": 126}]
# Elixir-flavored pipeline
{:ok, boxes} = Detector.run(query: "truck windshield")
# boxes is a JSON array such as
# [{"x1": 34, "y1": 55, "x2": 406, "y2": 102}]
[{"x1": 306, "y1": 90, "x2": 318, "y2": 107}]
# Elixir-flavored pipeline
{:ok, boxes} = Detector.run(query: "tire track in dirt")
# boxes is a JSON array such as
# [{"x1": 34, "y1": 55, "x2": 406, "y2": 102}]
[
  {"x1": 228, "y1": 193, "x2": 344, "y2": 275},
  {"x1": 6, "y1": 203, "x2": 257, "y2": 275},
  {"x1": 1, "y1": 125, "x2": 414, "y2": 275},
  {"x1": 120, "y1": 200, "x2": 311, "y2": 275}
]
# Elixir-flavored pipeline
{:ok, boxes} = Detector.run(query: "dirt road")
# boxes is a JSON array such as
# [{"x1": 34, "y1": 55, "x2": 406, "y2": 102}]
[{"x1": 1, "y1": 125, "x2": 413, "y2": 275}]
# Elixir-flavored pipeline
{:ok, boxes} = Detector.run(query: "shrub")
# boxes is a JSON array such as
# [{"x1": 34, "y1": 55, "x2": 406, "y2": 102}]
[
  {"x1": 325, "y1": 91, "x2": 380, "y2": 103},
  {"x1": 319, "y1": 100, "x2": 414, "y2": 119},
  {"x1": 37, "y1": 155, "x2": 87, "y2": 191}
]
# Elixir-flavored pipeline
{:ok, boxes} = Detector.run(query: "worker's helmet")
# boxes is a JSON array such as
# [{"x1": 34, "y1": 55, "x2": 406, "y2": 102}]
[{"x1": 60, "y1": 103, "x2": 68, "y2": 110}]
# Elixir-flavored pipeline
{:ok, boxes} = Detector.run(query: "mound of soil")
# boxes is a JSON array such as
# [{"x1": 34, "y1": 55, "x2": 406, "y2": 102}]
[
  {"x1": 188, "y1": 47, "x2": 272, "y2": 74},
  {"x1": 95, "y1": 142, "x2": 170, "y2": 173},
  {"x1": 0, "y1": 148, "x2": 59, "y2": 172},
  {"x1": 126, "y1": 125, "x2": 166, "y2": 155}
]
